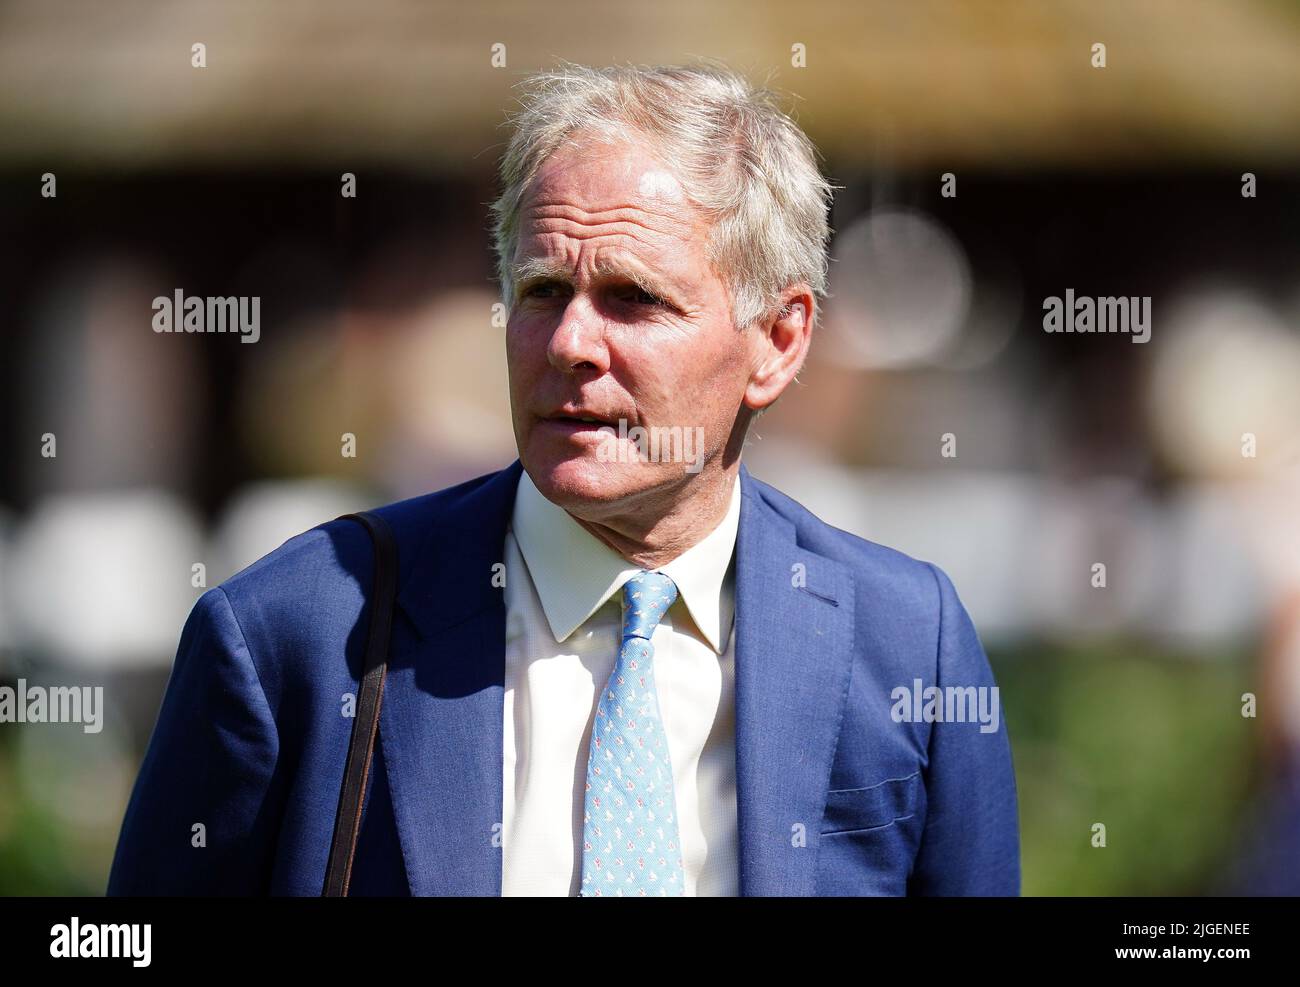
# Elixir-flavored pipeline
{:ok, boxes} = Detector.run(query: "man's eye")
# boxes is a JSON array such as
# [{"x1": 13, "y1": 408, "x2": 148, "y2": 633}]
[
  {"x1": 523, "y1": 282, "x2": 566, "y2": 300},
  {"x1": 621, "y1": 286, "x2": 668, "y2": 307}
]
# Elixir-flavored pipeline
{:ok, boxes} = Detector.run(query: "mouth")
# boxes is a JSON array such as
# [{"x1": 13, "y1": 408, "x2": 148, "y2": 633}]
[
  {"x1": 546, "y1": 415, "x2": 613, "y2": 427},
  {"x1": 539, "y1": 407, "x2": 626, "y2": 430},
  {"x1": 535, "y1": 408, "x2": 631, "y2": 448}
]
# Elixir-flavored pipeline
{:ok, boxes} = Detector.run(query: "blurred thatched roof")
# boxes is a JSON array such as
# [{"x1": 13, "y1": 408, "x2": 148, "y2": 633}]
[{"x1": 2, "y1": 0, "x2": 1298, "y2": 169}]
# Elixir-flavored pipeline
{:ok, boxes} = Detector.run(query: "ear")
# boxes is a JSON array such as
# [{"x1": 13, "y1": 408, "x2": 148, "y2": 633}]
[{"x1": 743, "y1": 285, "x2": 815, "y2": 412}]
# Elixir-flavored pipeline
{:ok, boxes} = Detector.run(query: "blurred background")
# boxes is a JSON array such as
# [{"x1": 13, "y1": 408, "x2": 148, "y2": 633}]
[{"x1": 2, "y1": 0, "x2": 1299, "y2": 895}]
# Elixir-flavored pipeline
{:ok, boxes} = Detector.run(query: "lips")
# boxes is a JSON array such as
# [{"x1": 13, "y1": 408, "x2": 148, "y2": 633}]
[
  {"x1": 548, "y1": 415, "x2": 613, "y2": 426},
  {"x1": 540, "y1": 406, "x2": 626, "y2": 429}
]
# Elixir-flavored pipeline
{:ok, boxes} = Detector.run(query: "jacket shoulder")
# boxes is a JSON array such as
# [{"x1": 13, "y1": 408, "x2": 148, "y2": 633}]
[
  {"x1": 216, "y1": 468, "x2": 503, "y2": 601},
  {"x1": 198, "y1": 467, "x2": 507, "y2": 686}
]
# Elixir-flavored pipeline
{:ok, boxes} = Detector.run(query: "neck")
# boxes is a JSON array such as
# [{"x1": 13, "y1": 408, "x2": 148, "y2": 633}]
[{"x1": 569, "y1": 464, "x2": 739, "y2": 569}]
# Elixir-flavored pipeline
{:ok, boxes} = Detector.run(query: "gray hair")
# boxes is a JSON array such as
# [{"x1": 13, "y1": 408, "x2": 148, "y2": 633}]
[{"x1": 489, "y1": 61, "x2": 835, "y2": 331}]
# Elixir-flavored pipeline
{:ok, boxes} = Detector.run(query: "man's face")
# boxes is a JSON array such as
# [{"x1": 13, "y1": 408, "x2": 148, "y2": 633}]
[{"x1": 505, "y1": 132, "x2": 758, "y2": 516}]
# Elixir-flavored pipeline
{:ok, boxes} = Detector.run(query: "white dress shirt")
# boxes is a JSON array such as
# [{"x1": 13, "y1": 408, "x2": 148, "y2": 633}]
[{"x1": 500, "y1": 470, "x2": 741, "y2": 896}]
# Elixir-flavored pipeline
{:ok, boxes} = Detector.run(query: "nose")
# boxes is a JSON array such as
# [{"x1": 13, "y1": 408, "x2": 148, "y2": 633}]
[{"x1": 546, "y1": 297, "x2": 610, "y2": 376}]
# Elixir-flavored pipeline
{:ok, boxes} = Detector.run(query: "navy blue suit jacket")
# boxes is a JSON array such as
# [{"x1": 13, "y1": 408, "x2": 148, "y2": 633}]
[{"x1": 107, "y1": 460, "x2": 1020, "y2": 895}]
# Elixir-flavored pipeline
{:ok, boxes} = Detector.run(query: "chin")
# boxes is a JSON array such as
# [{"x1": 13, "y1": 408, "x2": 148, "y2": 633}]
[{"x1": 524, "y1": 444, "x2": 658, "y2": 514}]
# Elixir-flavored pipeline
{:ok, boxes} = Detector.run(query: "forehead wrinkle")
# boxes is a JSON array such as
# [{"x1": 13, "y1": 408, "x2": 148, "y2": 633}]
[
  {"x1": 525, "y1": 221, "x2": 663, "y2": 254},
  {"x1": 520, "y1": 192, "x2": 696, "y2": 238},
  {"x1": 522, "y1": 195, "x2": 695, "y2": 254},
  {"x1": 513, "y1": 211, "x2": 686, "y2": 280},
  {"x1": 516, "y1": 206, "x2": 685, "y2": 282}
]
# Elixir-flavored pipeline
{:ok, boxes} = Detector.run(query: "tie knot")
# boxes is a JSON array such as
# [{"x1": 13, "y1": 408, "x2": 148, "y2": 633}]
[{"x1": 621, "y1": 570, "x2": 678, "y2": 641}]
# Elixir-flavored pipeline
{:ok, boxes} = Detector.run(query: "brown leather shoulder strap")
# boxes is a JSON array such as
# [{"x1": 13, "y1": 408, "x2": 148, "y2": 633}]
[{"x1": 323, "y1": 510, "x2": 398, "y2": 897}]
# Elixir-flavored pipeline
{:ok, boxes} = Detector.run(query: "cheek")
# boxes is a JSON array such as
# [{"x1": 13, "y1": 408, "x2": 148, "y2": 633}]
[
  {"x1": 695, "y1": 336, "x2": 754, "y2": 420},
  {"x1": 689, "y1": 325, "x2": 747, "y2": 382},
  {"x1": 505, "y1": 320, "x2": 542, "y2": 383},
  {"x1": 622, "y1": 331, "x2": 745, "y2": 413}
]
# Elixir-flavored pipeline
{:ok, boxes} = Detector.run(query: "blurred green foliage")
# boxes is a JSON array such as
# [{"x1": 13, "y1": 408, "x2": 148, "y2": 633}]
[
  {"x1": 0, "y1": 728, "x2": 104, "y2": 895},
  {"x1": 993, "y1": 641, "x2": 1255, "y2": 895}
]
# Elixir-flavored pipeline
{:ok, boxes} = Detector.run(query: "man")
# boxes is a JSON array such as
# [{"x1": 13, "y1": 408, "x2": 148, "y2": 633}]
[{"x1": 108, "y1": 62, "x2": 1019, "y2": 896}]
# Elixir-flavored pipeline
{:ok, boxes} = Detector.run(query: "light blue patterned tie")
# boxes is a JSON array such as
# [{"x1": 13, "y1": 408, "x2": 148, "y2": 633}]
[{"x1": 580, "y1": 570, "x2": 684, "y2": 896}]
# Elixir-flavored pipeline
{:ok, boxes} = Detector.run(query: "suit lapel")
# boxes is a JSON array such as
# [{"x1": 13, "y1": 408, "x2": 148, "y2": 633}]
[
  {"x1": 734, "y1": 465, "x2": 856, "y2": 896},
  {"x1": 379, "y1": 460, "x2": 522, "y2": 896}
]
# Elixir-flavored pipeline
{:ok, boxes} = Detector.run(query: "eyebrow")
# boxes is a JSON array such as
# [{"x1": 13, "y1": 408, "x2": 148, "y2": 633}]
[{"x1": 510, "y1": 255, "x2": 682, "y2": 306}]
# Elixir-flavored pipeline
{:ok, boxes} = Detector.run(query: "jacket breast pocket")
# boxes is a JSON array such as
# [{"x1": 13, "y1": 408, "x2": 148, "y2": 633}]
[
  {"x1": 821, "y1": 771, "x2": 921, "y2": 835},
  {"x1": 816, "y1": 771, "x2": 924, "y2": 895}
]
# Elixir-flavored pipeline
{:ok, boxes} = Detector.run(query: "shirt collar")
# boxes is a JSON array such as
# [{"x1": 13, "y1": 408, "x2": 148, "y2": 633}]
[{"x1": 510, "y1": 469, "x2": 741, "y2": 653}]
